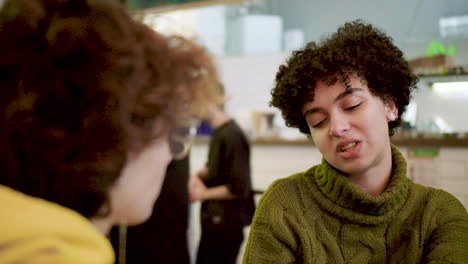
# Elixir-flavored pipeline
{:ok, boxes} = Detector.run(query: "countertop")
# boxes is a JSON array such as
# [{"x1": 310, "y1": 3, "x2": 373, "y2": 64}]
[{"x1": 195, "y1": 135, "x2": 468, "y2": 147}]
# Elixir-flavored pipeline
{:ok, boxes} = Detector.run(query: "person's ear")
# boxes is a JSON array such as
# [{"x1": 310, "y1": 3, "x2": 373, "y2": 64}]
[{"x1": 385, "y1": 99, "x2": 398, "y2": 122}]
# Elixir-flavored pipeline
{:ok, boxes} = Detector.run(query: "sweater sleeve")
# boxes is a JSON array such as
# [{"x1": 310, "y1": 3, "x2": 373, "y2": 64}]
[
  {"x1": 242, "y1": 179, "x2": 303, "y2": 264},
  {"x1": 422, "y1": 190, "x2": 468, "y2": 263}
]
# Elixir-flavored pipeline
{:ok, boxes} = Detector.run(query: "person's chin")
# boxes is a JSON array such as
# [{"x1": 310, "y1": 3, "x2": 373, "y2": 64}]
[
  {"x1": 138, "y1": 212, "x2": 152, "y2": 225},
  {"x1": 344, "y1": 161, "x2": 374, "y2": 177},
  {"x1": 128, "y1": 190, "x2": 162, "y2": 225},
  {"x1": 126, "y1": 201, "x2": 156, "y2": 225},
  {"x1": 126, "y1": 211, "x2": 152, "y2": 226},
  {"x1": 331, "y1": 158, "x2": 367, "y2": 176}
]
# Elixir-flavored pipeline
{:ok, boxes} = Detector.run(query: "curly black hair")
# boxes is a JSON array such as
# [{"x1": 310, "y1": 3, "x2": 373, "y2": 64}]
[{"x1": 270, "y1": 20, "x2": 418, "y2": 136}]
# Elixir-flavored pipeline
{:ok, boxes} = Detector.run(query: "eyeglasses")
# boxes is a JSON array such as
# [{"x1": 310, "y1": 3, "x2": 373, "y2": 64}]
[{"x1": 169, "y1": 119, "x2": 200, "y2": 160}]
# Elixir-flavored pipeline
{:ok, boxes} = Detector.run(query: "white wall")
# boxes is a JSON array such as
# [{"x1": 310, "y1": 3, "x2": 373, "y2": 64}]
[
  {"x1": 192, "y1": 6, "x2": 226, "y2": 56},
  {"x1": 215, "y1": 53, "x2": 292, "y2": 135},
  {"x1": 412, "y1": 81, "x2": 468, "y2": 132},
  {"x1": 216, "y1": 53, "x2": 468, "y2": 133}
]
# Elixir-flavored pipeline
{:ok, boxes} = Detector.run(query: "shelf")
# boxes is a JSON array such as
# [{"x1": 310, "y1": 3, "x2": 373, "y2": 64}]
[
  {"x1": 195, "y1": 136, "x2": 468, "y2": 147},
  {"x1": 417, "y1": 73, "x2": 468, "y2": 83},
  {"x1": 391, "y1": 137, "x2": 468, "y2": 147}
]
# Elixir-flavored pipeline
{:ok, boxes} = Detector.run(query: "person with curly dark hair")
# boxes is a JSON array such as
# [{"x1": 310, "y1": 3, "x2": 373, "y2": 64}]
[
  {"x1": 243, "y1": 20, "x2": 468, "y2": 264},
  {"x1": 0, "y1": 0, "x2": 220, "y2": 263}
]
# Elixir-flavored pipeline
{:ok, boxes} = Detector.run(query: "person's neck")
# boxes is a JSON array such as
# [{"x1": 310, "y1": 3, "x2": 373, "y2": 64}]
[
  {"x1": 208, "y1": 111, "x2": 231, "y2": 129},
  {"x1": 348, "y1": 145, "x2": 393, "y2": 196},
  {"x1": 90, "y1": 217, "x2": 113, "y2": 235}
]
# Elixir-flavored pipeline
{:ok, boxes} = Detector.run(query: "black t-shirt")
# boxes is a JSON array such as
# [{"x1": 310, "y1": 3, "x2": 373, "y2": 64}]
[
  {"x1": 111, "y1": 157, "x2": 191, "y2": 264},
  {"x1": 201, "y1": 120, "x2": 256, "y2": 232}
]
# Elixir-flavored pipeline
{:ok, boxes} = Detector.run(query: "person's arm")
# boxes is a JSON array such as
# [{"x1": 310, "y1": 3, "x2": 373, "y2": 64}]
[
  {"x1": 422, "y1": 190, "x2": 468, "y2": 263},
  {"x1": 195, "y1": 166, "x2": 208, "y2": 179},
  {"x1": 243, "y1": 180, "x2": 301, "y2": 264},
  {"x1": 200, "y1": 184, "x2": 235, "y2": 201},
  {"x1": 189, "y1": 175, "x2": 235, "y2": 201}
]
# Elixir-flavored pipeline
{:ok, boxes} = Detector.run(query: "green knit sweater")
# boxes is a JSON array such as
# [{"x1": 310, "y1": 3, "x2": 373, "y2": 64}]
[{"x1": 243, "y1": 146, "x2": 468, "y2": 263}]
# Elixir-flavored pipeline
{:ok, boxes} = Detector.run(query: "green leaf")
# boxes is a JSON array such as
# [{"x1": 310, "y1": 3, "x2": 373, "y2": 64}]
[
  {"x1": 446, "y1": 43, "x2": 457, "y2": 56},
  {"x1": 426, "y1": 41, "x2": 446, "y2": 56}
]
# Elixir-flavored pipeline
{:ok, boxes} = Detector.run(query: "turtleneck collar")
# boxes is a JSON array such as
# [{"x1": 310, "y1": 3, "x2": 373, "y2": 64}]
[{"x1": 306, "y1": 145, "x2": 412, "y2": 225}]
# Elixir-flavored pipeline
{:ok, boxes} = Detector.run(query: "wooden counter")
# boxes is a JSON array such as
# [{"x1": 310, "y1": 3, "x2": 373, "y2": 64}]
[{"x1": 195, "y1": 136, "x2": 468, "y2": 147}]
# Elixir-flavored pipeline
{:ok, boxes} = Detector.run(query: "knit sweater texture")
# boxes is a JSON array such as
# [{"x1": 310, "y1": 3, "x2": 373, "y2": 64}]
[{"x1": 243, "y1": 146, "x2": 468, "y2": 264}]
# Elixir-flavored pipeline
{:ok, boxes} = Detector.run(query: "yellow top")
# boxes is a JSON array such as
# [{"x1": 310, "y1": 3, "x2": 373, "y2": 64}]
[{"x1": 0, "y1": 185, "x2": 114, "y2": 264}]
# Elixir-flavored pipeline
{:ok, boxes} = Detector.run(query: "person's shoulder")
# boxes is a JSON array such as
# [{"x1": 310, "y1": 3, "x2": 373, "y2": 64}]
[
  {"x1": 413, "y1": 184, "x2": 467, "y2": 219},
  {"x1": 414, "y1": 184, "x2": 463, "y2": 207},
  {"x1": 220, "y1": 120, "x2": 249, "y2": 142},
  {"x1": 258, "y1": 171, "x2": 311, "y2": 208},
  {"x1": 224, "y1": 120, "x2": 245, "y2": 135},
  {"x1": 0, "y1": 185, "x2": 114, "y2": 264},
  {"x1": 430, "y1": 188, "x2": 466, "y2": 212}
]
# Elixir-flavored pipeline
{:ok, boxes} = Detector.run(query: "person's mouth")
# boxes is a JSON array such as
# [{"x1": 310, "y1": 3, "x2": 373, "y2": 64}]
[{"x1": 336, "y1": 139, "x2": 361, "y2": 159}]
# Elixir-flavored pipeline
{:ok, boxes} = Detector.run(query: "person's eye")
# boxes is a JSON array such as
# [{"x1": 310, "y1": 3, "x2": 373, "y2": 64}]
[
  {"x1": 312, "y1": 118, "x2": 327, "y2": 128},
  {"x1": 345, "y1": 103, "x2": 361, "y2": 111}
]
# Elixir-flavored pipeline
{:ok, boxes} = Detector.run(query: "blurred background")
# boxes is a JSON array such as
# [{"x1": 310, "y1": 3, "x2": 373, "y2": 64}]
[
  {"x1": 122, "y1": 0, "x2": 468, "y2": 137},
  {"x1": 118, "y1": 0, "x2": 468, "y2": 263}
]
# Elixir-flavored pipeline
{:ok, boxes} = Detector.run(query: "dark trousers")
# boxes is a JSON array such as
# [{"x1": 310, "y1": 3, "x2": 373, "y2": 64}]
[{"x1": 196, "y1": 229, "x2": 244, "y2": 264}]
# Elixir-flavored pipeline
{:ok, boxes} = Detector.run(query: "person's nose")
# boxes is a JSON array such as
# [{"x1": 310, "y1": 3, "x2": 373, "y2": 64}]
[{"x1": 328, "y1": 114, "x2": 350, "y2": 137}]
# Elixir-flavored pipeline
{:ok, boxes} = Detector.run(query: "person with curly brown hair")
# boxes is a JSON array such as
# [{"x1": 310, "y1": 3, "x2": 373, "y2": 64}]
[
  {"x1": 243, "y1": 20, "x2": 468, "y2": 264},
  {"x1": 0, "y1": 0, "x2": 220, "y2": 263}
]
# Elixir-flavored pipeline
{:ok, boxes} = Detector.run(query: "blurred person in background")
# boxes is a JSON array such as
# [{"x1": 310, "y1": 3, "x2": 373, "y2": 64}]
[
  {"x1": 243, "y1": 20, "x2": 468, "y2": 264},
  {"x1": 189, "y1": 90, "x2": 256, "y2": 264},
  {"x1": 0, "y1": 0, "x2": 220, "y2": 263}
]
